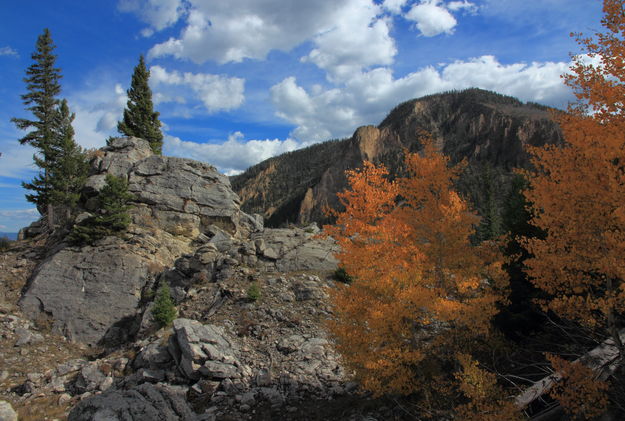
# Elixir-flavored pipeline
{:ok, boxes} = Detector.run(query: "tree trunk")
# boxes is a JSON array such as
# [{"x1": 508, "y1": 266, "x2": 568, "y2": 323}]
[{"x1": 515, "y1": 329, "x2": 625, "y2": 409}]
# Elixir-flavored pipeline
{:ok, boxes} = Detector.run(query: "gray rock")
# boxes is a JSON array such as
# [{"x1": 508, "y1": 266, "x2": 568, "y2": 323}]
[
  {"x1": 0, "y1": 401, "x2": 17, "y2": 421},
  {"x1": 20, "y1": 242, "x2": 150, "y2": 346},
  {"x1": 129, "y1": 156, "x2": 245, "y2": 237},
  {"x1": 277, "y1": 335, "x2": 306, "y2": 354},
  {"x1": 300, "y1": 338, "x2": 329, "y2": 360},
  {"x1": 172, "y1": 319, "x2": 239, "y2": 380},
  {"x1": 252, "y1": 228, "x2": 339, "y2": 272},
  {"x1": 255, "y1": 368, "x2": 272, "y2": 386},
  {"x1": 134, "y1": 342, "x2": 173, "y2": 369},
  {"x1": 14, "y1": 327, "x2": 44, "y2": 346},
  {"x1": 199, "y1": 361, "x2": 240, "y2": 379},
  {"x1": 68, "y1": 383, "x2": 197, "y2": 421},
  {"x1": 56, "y1": 359, "x2": 87, "y2": 376},
  {"x1": 74, "y1": 364, "x2": 107, "y2": 394},
  {"x1": 292, "y1": 280, "x2": 326, "y2": 301}
]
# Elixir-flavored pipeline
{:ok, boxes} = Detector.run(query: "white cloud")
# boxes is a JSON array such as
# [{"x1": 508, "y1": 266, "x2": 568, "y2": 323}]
[
  {"x1": 164, "y1": 132, "x2": 300, "y2": 174},
  {"x1": 69, "y1": 83, "x2": 128, "y2": 149},
  {"x1": 0, "y1": 46, "x2": 18, "y2": 57},
  {"x1": 271, "y1": 55, "x2": 573, "y2": 143},
  {"x1": 383, "y1": 0, "x2": 408, "y2": 14},
  {"x1": 447, "y1": 0, "x2": 478, "y2": 13},
  {"x1": 150, "y1": 65, "x2": 245, "y2": 113},
  {"x1": 302, "y1": 1, "x2": 396, "y2": 82},
  {"x1": 147, "y1": 0, "x2": 396, "y2": 68},
  {"x1": 405, "y1": 1, "x2": 458, "y2": 37},
  {"x1": 117, "y1": 0, "x2": 186, "y2": 34}
]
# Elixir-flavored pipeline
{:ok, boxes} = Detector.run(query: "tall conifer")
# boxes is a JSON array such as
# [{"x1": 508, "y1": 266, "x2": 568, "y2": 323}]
[
  {"x1": 12, "y1": 28, "x2": 63, "y2": 211},
  {"x1": 48, "y1": 100, "x2": 89, "y2": 210},
  {"x1": 117, "y1": 55, "x2": 163, "y2": 154}
]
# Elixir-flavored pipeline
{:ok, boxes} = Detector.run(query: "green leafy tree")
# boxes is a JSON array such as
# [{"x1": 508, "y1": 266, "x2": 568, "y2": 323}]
[
  {"x1": 117, "y1": 55, "x2": 163, "y2": 154},
  {"x1": 70, "y1": 175, "x2": 134, "y2": 245},
  {"x1": 11, "y1": 28, "x2": 63, "y2": 211},
  {"x1": 152, "y1": 282, "x2": 176, "y2": 327}
]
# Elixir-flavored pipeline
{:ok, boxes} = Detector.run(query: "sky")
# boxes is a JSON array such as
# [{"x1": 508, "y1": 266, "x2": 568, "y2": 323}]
[{"x1": 0, "y1": 0, "x2": 605, "y2": 232}]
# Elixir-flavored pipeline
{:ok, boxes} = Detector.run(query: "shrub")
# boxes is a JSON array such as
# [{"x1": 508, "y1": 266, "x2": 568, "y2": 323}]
[
  {"x1": 247, "y1": 282, "x2": 261, "y2": 301},
  {"x1": 152, "y1": 282, "x2": 176, "y2": 328},
  {"x1": 333, "y1": 266, "x2": 353, "y2": 284},
  {"x1": 0, "y1": 236, "x2": 13, "y2": 251}
]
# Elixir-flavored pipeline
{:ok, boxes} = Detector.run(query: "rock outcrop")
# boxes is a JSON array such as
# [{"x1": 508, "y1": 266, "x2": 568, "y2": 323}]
[
  {"x1": 19, "y1": 138, "x2": 333, "y2": 346},
  {"x1": 231, "y1": 88, "x2": 564, "y2": 226},
  {"x1": 68, "y1": 383, "x2": 197, "y2": 421}
]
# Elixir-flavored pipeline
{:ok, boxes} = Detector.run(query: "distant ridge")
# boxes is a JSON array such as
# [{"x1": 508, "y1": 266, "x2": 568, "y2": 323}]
[
  {"x1": 0, "y1": 232, "x2": 17, "y2": 241},
  {"x1": 232, "y1": 88, "x2": 563, "y2": 228}
]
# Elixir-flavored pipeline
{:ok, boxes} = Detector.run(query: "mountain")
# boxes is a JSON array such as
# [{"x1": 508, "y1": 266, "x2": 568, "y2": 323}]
[
  {"x1": 0, "y1": 232, "x2": 17, "y2": 240},
  {"x1": 231, "y1": 88, "x2": 563, "y2": 229}
]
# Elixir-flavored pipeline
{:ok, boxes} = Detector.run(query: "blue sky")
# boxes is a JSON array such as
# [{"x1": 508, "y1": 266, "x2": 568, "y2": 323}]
[{"x1": 0, "y1": 0, "x2": 604, "y2": 232}]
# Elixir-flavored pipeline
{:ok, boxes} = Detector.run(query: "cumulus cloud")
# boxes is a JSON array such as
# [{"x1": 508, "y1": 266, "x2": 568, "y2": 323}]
[
  {"x1": 382, "y1": 0, "x2": 408, "y2": 14},
  {"x1": 148, "y1": 0, "x2": 337, "y2": 64},
  {"x1": 117, "y1": 0, "x2": 186, "y2": 35},
  {"x1": 147, "y1": 0, "x2": 398, "y2": 73},
  {"x1": 164, "y1": 132, "x2": 300, "y2": 174},
  {"x1": 69, "y1": 83, "x2": 128, "y2": 149},
  {"x1": 271, "y1": 56, "x2": 573, "y2": 142},
  {"x1": 302, "y1": 1, "x2": 396, "y2": 82},
  {"x1": 150, "y1": 65, "x2": 245, "y2": 113},
  {"x1": 405, "y1": 1, "x2": 458, "y2": 37},
  {"x1": 0, "y1": 46, "x2": 18, "y2": 57}
]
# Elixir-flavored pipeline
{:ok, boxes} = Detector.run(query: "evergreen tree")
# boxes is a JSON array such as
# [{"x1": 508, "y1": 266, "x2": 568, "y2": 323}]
[
  {"x1": 478, "y1": 163, "x2": 503, "y2": 241},
  {"x1": 47, "y1": 100, "x2": 89, "y2": 210},
  {"x1": 70, "y1": 175, "x2": 134, "y2": 245},
  {"x1": 152, "y1": 282, "x2": 176, "y2": 327},
  {"x1": 11, "y1": 28, "x2": 63, "y2": 211},
  {"x1": 117, "y1": 55, "x2": 163, "y2": 154}
]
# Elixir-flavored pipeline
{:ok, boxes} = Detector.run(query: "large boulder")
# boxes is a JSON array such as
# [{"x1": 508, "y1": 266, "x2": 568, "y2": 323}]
[
  {"x1": 128, "y1": 156, "x2": 248, "y2": 236},
  {"x1": 252, "y1": 227, "x2": 339, "y2": 272},
  {"x1": 68, "y1": 383, "x2": 197, "y2": 421},
  {"x1": 170, "y1": 319, "x2": 242, "y2": 381},
  {"x1": 87, "y1": 137, "x2": 260, "y2": 238},
  {"x1": 20, "y1": 240, "x2": 152, "y2": 345}
]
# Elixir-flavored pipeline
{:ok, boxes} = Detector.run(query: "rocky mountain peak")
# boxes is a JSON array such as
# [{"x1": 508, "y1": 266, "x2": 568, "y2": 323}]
[{"x1": 232, "y1": 88, "x2": 564, "y2": 227}]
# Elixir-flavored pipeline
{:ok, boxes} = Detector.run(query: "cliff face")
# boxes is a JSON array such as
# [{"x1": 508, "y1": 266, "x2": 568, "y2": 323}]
[{"x1": 231, "y1": 89, "x2": 563, "y2": 226}]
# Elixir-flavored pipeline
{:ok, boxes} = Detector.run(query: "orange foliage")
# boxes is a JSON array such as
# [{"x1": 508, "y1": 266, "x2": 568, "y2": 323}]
[
  {"x1": 524, "y1": 0, "x2": 625, "y2": 344},
  {"x1": 547, "y1": 354, "x2": 609, "y2": 419},
  {"x1": 455, "y1": 354, "x2": 522, "y2": 421},
  {"x1": 325, "y1": 139, "x2": 508, "y2": 402}
]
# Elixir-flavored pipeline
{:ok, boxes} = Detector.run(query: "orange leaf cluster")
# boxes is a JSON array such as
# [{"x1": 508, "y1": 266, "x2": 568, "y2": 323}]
[
  {"x1": 325, "y1": 139, "x2": 507, "y2": 398},
  {"x1": 547, "y1": 354, "x2": 609, "y2": 419},
  {"x1": 524, "y1": 0, "x2": 625, "y2": 335}
]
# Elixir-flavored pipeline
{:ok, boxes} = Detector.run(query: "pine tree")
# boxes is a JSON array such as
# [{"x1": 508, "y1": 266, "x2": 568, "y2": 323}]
[
  {"x1": 70, "y1": 175, "x2": 134, "y2": 245},
  {"x1": 152, "y1": 282, "x2": 176, "y2": 328},
  {"x1": 117, "y1": 55, "x2": 163, "y2": 155},
  {"x1": 47, "y1": 100, "x2": 89, "y2": 211},
  {"x1": 11, "y1": 28, "x2": 63, "y2": 211}
]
